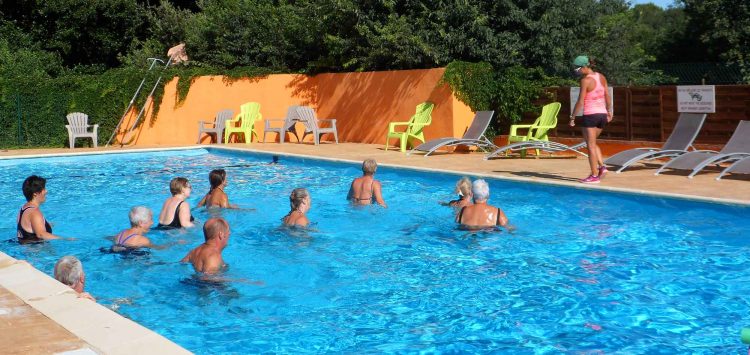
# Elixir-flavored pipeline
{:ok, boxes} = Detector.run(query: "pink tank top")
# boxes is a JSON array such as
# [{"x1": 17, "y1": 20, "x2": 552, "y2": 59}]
[{"x1": 583, "y1": 73, "x2": 608, "y2": 115}]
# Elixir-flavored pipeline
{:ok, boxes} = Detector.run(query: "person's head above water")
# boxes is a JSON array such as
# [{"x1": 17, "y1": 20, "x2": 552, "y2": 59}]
[
  {"x1": 455, "y1": 177, "x2": 472, "y2": 197},
  {"x1": 170, "y1": 177, "x2": 191, "y2": 196},
  {"x1": 203, "y1": 217, "x2": 230, "y2": 245},
  {"x1": 129, "y1": 206, "x2": 153, "y2": 228},
  {"x1": 54, "y1": 255, "x2": 85, "y2": 293},
  {"x1": 208, "y1": 169, "x2": 227, "y2": 189},
  {"x1": 472, "y1": 179, "x2": 490, "y2": 202},
  {"x1": 22, "y1": 175, "x2": 47, "y2": 202},
  {"x1": 289, "y1": 187, "x2": 310, "y2": 212},
  {"x1": 362, "y1": 159, "x2": 378, "y2": 176}
]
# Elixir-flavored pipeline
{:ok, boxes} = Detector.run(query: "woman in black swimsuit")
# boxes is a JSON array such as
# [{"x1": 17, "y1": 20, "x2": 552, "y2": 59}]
[
  {"x1": 455, "y1": 179, "x2": 509, "y2": 229},
  {"x1": 16, "y1": 175, "x2": 63, "y2": 243},
  {"x1": 157, "y1": 177, "x2": 195, "y2": 229}
]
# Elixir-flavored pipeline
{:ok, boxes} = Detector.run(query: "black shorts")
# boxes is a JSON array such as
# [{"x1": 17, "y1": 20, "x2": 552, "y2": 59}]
[{"x1": 577, "y1": 113, "x2": 608, "y2": 129}]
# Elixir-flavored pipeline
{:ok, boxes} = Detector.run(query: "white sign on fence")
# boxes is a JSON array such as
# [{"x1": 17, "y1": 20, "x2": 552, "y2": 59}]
[
  {"x1": 570, "y1": 87, "x2": 614, "y2": 116},
  {"x1": 677, "y1": 85, "x2": 715, "y2": 113}
]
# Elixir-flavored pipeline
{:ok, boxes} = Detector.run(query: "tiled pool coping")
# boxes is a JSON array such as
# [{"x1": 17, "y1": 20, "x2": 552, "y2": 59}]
[{"x1": 0, "y1": 143, "x2": 747, "y2": 353}]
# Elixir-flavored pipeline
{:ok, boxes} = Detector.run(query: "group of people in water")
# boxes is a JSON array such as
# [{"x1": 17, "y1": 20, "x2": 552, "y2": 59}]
[{"x1": 17, "y1": 158, "x2": 509, "y2": 299}]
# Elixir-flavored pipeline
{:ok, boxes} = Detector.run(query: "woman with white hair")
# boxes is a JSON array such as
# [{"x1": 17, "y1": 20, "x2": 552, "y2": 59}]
[
  {"x1": 455, "y1": 179, "x2": 509, "y2": 229},
  {"x1": 54, "y1": 255, "x2": 95, "y2": 301},
  {"x1": 112, "y1": 206, "x2": 155, "y2": 250}
]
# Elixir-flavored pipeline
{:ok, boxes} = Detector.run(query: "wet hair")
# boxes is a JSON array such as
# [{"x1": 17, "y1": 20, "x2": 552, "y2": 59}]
[
  {"x1": 362, "y1": 159, "x2": 378, "y2": 175},
  {"x1": 203, "y1": 217, "x2": 229, "y2": 242},
  {"x1": 54, "y1": 255, "x2": 83, "y2": 287},
  {"x1": 22, "y1": 175, "x2": 46, "y2": 202},
  {"x1": 170, "y1": 177, "x2": 190, "y2": 195},
  {"x1": 472, "y1": 179, "x2": 490, "y2": 201},
  {"x1": 209, "y1": 169, "x2": 226, "y2": 190},
  {"x1": 289, "y1": 188, "x2": 309, "y2": 212},
  {"x1": 455, "y1": 177, "x2": 472, "y2": 197},
  {"x1": 129, "y1": 206, "x2": 152, "y2": 227}
]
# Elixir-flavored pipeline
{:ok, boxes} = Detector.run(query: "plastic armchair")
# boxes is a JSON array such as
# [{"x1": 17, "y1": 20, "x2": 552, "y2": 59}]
[
  {"x1": 224, "y1": 102, "x2": 261, "y2": 144},
  {"x1": 506, "y1": 102, "x2": 561, "y2": 157},
  {"x1": 65, "y1": 112, "x2": 99, "y2": 149},
  {"x1": 385, "y1": 102, "x2": 434, "y2": 152},
  {"x1": 197, "y1": 109, "x2": 233, "y2": 144}
]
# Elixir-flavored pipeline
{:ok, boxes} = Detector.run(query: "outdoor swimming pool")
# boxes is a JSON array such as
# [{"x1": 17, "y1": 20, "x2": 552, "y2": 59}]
[{"x1": 1, "y1": 148, "x2": 749, "y2": 353}]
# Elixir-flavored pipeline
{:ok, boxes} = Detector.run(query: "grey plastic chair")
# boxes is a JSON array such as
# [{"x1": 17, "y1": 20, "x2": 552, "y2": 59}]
[
  {"x1": 717, "y1": 155, "x2": 750, "y2": 180},
  {"x1": 409, "y1": 111, "x2": 496, "y2": 156},
  {"x1": 295, "y1": 106, "x2": 339, "y2": 145},
  {"x1": 65, "y1": 112, "x2": 98, "y2": 149},
  {"x1": 197, "y1": 109, "x2": 233, "y2": 144},
  {"x1": 263, "y1": 105, "x2": 301, "y2": 143},
  {"x1": 604, "y1": 113, "x2": 707, "y2": 172},
  {"x1": 485, "y1": 141, "x2": 588, "y2": 159},
  {"x1": 655, "y1": 120, "x2": 750, "y2": 178}
]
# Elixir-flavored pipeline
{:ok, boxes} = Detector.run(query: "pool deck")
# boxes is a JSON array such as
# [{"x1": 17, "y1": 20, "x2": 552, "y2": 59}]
[{"x1": 0, "y1": 141, "x2": 748, "y2": 353}]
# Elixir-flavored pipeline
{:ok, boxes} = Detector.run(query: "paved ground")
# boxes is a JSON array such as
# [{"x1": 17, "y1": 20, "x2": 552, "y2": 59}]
[
  {"x1": 0, "y1": 286, "x2": 93, "y2": 354},
  {"x1": 2, "y1": 142, "x2": 749, "y2": 205}
]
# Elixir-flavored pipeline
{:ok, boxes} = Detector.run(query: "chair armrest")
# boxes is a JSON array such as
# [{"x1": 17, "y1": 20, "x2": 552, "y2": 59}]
[
  {"x1": 65, "y1": 125, "x2": 72, "y2": 134},
  {"x1": 509, "y1": 124, "x2": 534, "y2": 136},
  {"x1": 264, "y1": 119, "x2": 285, "y2": 129},
  {"x1": 317, "y1": 119, "x2": 337, "y2": 128},
  {"x1": 388, "y1": 121, "x2": 411, "y2": 131}
]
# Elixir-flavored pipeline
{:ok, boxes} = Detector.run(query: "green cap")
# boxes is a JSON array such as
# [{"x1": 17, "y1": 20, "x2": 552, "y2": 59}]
[{"x1": 573, "y1": 55, "x2": 590, "y2": 67}]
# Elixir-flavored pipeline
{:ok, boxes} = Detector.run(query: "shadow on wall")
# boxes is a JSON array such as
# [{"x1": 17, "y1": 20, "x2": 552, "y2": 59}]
[{"x1": 288, "y1": 69, "x2": 453, "y2": 145}]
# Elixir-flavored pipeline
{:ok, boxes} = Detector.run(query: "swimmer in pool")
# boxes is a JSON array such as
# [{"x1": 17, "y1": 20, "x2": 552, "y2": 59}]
[
  {"x1": 455, "y1": 179, "x2": 509, "y2": 229},
  {"x1": 157, "y1": 177, "x2": 195, "y2": 228},
  {"x1": 447, "y1": 176, "x2": 473, "y2": 208},
  {"x1": 282, "y1": 188, "x2": 311, "y2": 228},
  {"x1": 181, "y1": 217, "x2": 231, "y2": 275},
  {"x1": 197, "y1": 169, "x2": 238, "y2": 209},
  {"x1": 112, "y1": 206, "x2": 156, "y2": 250},
  {"x1": 16, "y1": 175, "x2": 65, "y2": 243},
  {"x1": 347, "y1": 159, "x2": 386, "y2": 207}
]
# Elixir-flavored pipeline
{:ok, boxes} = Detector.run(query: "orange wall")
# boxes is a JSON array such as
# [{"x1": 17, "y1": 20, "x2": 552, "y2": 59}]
[{"x1": 119, "y1": 68, "x2": 475, "y2": 146}]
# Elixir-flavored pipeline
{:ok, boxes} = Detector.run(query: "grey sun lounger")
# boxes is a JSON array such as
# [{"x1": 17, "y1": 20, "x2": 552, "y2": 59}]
[
  {"x1": 655, "y1": 120, "x2": 750, "y2": 178},
  {"x1": 716, "y1": 155, "x2": 750, "y2": 180},
  {"x1": 484, "y1": 140, "x2": 588, "y2": 159},
  {"x1": 604, "y1": 113, "x2": 707, "y2": 173},
  {"x1": 408, "y1": 111, "x2": 495, "y2": 156}
]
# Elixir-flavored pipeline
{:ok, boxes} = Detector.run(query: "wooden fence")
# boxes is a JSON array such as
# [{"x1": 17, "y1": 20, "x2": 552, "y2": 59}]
[{"x1": 534, "y1": 85, "x2": 750, "y2": 144}]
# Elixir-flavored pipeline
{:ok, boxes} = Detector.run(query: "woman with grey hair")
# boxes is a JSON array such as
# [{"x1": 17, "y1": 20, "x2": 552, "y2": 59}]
[
  {"x1": 54, "y1": 255, "x2": 95, "y2": 301},
  {"x1": 455, "y1": 179, "x2": 509, "y2": 229},
  {"x1": 112, "y1": 206, "x2": 155, "y2": 250}
]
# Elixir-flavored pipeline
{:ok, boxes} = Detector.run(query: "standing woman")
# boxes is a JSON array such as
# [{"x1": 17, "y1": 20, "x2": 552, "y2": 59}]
[
  {"x1": 17, "y1": 175, "x2": 63, "y2": 243},
  {"x1": 569, "y1": 55, "x2": 613, "y2": 184}
]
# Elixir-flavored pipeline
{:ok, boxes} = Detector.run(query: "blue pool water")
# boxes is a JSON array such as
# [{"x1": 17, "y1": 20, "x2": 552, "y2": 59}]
[{"x1": 1, "y1": 148, "x2": 749, "y2": 353}]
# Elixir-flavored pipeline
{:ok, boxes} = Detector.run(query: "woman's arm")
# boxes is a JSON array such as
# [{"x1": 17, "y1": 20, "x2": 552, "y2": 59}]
[
  {"x1": 29, "y1": 211, "x2": 61, "y2": 240},
  {"x1": 178, "y1": 202, "x2": 194, "y2": 227},
  {"x1": 197, "y1": 193, "x2": 208, "y2": 208},
  {"x1": 570, "y1": 77, "x2": 592, "y2": 126},
  {"x1": 373, "y1": 181, "x2": 387, "y2": 208},
  {"x1": 601, "y1": 74, "x2": 613, "y2": 121}
]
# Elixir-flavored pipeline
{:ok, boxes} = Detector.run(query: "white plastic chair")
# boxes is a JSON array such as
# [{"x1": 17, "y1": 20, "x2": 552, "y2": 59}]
[{"x1": 65, "y1": 112, "x2": 98, "y2": 149}]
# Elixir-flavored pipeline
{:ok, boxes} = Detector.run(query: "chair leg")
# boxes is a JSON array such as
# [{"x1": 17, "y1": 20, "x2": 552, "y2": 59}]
[
  {"x1": 280, "y1": 131, "x2": 285, "y2": 144},
  {"x1": 262, "y1": 131, "x2": 267, "y2": 143},
  {"x1": 69, "y1": 135, "x2": 74, "y2": 149},
  {"x1": 197, "y1": 132, "x2": 202, "y2": 144},
  {"x1": 400, "y1": 136, "x2": 407, "y2": 152},
  {"x1": 333, "y1": 131, "x2": 338, "y2": 144},
  {"x1": 384, "y1": 135, "x2": 390, "y2": 151},
  {"x1": 93, "y1": 137, "x2": 98, "y2": 148}
]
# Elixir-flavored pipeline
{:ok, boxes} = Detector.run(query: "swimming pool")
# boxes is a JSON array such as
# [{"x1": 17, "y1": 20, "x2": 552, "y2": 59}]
[{"x1": 1, "y1": 148, "x2": 748, "y2": 353}]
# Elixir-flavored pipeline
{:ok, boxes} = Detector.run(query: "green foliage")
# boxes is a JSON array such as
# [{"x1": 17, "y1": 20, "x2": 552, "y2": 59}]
[{"x1": 442, "y1": 61, "x2": 560, "y2": 135}]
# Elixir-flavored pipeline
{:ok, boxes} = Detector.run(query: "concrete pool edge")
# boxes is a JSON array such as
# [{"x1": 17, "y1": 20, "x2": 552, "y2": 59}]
[
  {"x1": 207, "y1": 145, "x2": 750, "y2": 207},
  {"x1": 0, "y1": 252, "x2": 191, "y2": 355}
]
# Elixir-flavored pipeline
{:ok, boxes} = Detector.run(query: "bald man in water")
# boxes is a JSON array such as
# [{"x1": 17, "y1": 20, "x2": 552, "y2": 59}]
[{"x1": 181, "y1": 217, "x2": 230, "y2": 274}]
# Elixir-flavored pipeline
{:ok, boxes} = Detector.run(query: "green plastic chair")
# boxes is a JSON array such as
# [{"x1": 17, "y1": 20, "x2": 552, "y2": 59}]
[
  {"x1": 506, "y1": 102, "x2": 561, "y2": 157},
  {"x1": 385, "y1": 102, "x2": 435, "y2": 152},
  {"x1": 224, "y1": 102, "x2": 262, "y2": 144}
]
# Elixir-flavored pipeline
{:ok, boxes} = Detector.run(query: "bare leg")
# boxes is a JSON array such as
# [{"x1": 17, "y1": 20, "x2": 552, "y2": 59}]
[{"x1": 582, "y1": 127, "x2": 601, "y2": 176}]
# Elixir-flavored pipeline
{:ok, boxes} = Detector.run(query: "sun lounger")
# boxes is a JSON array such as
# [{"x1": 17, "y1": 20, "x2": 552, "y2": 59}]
[
  {"x1": 604, "y1": 113, "x2": 707, "y2": 173},
  {"x1": 716, "y1": 155, "x2": 750, "y2": 180},
  {"x1": 408, "y1": 111, "x2": 495, "y2": 156},
  {"x1": 655, "y1": 120, "x2": 750, "y2": 178},
  {"x1": 484, "y1": 141, "x2": 588, "y2": 159}
]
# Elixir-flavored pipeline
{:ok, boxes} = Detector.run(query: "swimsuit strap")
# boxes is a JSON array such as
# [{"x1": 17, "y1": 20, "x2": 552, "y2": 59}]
[
  {"x1": 458, "y1": 206, "x2": 466, "y2": 224},
  {"x1": 116, "y1": 231, "x2": 138, "y2": 246},
  {"x1": 496, "y1": 208, "x2": 501, "y2": 225},
  {"x1": 356, "y1": 179, "x2": 375, "y2": 201}
]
